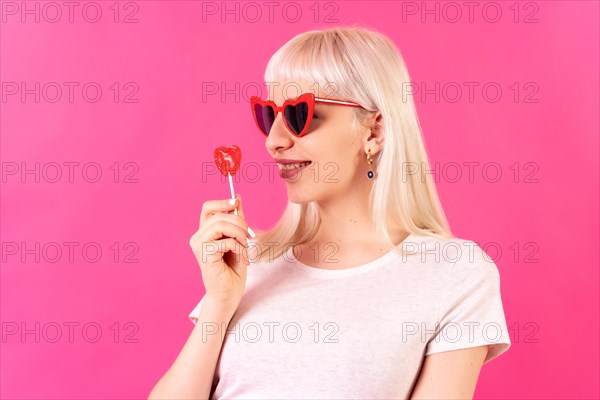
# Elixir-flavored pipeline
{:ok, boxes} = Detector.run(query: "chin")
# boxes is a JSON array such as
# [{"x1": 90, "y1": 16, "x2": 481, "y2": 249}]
[
  {"x1": 286, "y1": 192, "x2": 312, "y2": 205},
  {"x1": 285, "y1": 186, "x2": 316, "y2": 204},
  {"x1": 286, "y1": 184, "x2": 334, "y2": 205}
]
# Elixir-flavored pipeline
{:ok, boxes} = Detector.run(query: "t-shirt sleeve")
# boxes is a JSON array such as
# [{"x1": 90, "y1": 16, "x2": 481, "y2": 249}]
[
  {"x1": 425, "y1": 241, "x2": 511, "y2": 364},
  {"x1": 188, "y1": 296, "x2": 205, "y2": 325}
]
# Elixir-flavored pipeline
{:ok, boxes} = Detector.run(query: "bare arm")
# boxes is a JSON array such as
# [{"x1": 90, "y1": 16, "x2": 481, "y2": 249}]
[
  {"x1": 148, "y1": 298, "x2": 237, "y2": 400},
  {"x1": 149, "y1": 195, "x2": 251, "y2": 398},
  {"x1": 410, "y1": 345, "x2": 489, "y2": 400}
]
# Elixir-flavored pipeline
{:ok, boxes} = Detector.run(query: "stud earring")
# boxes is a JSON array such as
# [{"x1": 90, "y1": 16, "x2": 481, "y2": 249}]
[{"x1": 367, "y1": 149, "x2": 375, "y2": 179}]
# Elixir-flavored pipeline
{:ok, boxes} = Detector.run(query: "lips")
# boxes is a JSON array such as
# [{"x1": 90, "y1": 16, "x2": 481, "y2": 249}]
[{"x1": 278, "y1": 161, "x2": 312, "y2": 180}]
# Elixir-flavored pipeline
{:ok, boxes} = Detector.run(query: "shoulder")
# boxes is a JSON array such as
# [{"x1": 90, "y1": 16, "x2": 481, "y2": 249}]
[
  {"x1": 427, "y1": 234, "x2": 494, "y2": 264},
  {"x1": 448, "y1": 237, "x2": 499, "y2": 281},
  {"x1": 409, "y1": 234, "x2": 493, "y2": 263},
  {"x1": 419, "y1": 236, "x2": 512, "y2": 365},
  {"x1": 409, "y1": 234, "x2": 500, "y2": 286},
  {"x1": 430, "y1": 236, "x2": 505, "y2": 312}
]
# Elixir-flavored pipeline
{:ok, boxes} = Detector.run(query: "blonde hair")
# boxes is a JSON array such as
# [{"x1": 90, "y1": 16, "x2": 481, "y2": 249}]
[{"x1": 250, "y1": 26, "x2": 453, "y2": 263}]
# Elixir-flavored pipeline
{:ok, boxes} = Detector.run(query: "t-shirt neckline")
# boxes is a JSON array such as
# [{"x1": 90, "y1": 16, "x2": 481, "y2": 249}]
[{"x1": 283, "y1": 233, "x2": 417, "y2": 278}]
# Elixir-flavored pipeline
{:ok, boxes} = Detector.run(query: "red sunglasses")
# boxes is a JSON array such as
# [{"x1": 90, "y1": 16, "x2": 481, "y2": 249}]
[{"x1": 250, "y1": 92, "x2": 366, "y2": 138}]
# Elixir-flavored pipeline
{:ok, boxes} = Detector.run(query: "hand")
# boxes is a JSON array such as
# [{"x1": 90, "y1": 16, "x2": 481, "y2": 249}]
[{"x1": 189, "y1": 194, "x2": 252, "y2": 310}]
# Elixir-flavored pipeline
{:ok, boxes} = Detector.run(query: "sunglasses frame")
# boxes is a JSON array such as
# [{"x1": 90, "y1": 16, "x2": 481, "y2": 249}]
[{"x1": 250, "y1": 92, "x2": 366, "y2": 138}]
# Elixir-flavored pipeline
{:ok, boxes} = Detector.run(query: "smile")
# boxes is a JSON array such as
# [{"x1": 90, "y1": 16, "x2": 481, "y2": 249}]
[
  {"x1": 277, "y1": 161, "x2": 312, "y2": 170},
  {"x1": 277, "y1": 161, "x2": 312, "y2": 179}
]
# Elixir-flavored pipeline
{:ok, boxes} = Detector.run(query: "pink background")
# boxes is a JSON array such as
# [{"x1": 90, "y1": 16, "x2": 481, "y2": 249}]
[{"x1": 1, "y1": 1, "x2": 598, "y2": 399}]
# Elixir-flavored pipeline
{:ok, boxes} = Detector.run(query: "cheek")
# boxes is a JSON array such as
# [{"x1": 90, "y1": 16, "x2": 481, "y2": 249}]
[
  {"x1": 317, "y1": 119, "x2": 357, "y2": 148},
  {"x1": 305, "y1": 114, "x2": 361, "y2": 173},
  {"x1": 310, "y1": 152, "x2": 359, "y2": 184}
]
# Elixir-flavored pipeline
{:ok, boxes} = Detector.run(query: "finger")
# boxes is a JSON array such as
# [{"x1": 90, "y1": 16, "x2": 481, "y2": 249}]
[
  {"x1": 203, "y1": 211, "x2": 250, "y2": 239},
  {"x1": 200, "y1": 198, "x2": 238, "y2": 228},
  {"x1": 222, "y1": 237, "x2": 250, "y2": 268},
  {"x1": 234, "y1": 194, "x2": 256, "y2": 239},
  {"x1": 200, "y1": 219, "x2": 249, "y2": 249},
  {"x1": 210, "y1": 238, "x2": 246, "y2": 257},
  {"x1": 202, "y1": 238, "x2": 248, "y2": 266}
]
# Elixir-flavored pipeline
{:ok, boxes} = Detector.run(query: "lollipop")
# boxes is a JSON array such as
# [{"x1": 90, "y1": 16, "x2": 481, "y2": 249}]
[{"x1": 214, "y1": 145, "x2": 242, "y2": 215}]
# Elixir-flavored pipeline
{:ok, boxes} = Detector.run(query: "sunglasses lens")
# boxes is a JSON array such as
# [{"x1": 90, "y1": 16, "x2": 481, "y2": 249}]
[
  {"x1": 284, "y1": 102, "x2": 309, "y2": 136},
  {"x1": 254, "y1": 103, "x2": 274, "y2": 136}
]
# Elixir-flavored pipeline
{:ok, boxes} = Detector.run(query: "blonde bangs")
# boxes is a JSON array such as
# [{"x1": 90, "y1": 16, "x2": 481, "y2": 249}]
[{"x1": 264, "y1": 30, "x2": 357, "y2": 101}]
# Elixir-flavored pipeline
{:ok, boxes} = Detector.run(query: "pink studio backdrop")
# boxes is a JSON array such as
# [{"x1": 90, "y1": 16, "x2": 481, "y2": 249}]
[{"x1": 1, "y1": 1, "x2": 598, "y2": 399}]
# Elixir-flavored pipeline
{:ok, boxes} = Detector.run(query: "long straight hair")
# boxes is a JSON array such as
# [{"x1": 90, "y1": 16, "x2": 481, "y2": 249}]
[{"x1": 249, "y1": 26, "x2": 453, "y2": 263}]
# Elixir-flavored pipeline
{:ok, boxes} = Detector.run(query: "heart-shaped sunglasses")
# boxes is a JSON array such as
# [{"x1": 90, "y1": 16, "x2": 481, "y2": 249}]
[{"x1": 250, "y1": 92, "x2": 366, "y2": 138}]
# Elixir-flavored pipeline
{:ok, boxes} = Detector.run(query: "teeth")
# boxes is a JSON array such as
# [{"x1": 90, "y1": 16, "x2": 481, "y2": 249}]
[{"x1": 278, "y1": 161, "x2": 311, "y2": 170}]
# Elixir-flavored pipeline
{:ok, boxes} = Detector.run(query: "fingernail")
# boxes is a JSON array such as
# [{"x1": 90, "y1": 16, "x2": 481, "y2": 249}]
[
  {"x1": 247, "y1": 226, "x2": 256, "y2": 238},
  {"x1": 228, "y1": 198, "x2": 237, "y2": 206}
]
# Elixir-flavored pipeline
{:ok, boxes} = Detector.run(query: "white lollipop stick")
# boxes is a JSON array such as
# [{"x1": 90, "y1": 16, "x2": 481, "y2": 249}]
[{"x1": 228, "y1": 171, "x2": 238, "y2": 215}]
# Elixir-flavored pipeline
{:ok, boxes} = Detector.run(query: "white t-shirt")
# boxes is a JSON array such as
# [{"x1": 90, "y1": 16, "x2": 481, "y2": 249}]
[{"x1": 188, "y1": 233, "x2": 511, "y2": 399}]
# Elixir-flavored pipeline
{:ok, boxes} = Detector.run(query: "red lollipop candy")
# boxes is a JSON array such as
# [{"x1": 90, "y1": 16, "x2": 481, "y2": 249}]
[
  {"x1": 214, "y1": 145, "x2": 242, "y2": 215},
  {"x1": 214, "y1": 145, "x2": 242, "y2": 176}
]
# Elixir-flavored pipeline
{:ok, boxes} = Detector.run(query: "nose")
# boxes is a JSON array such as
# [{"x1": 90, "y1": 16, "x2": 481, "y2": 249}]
[{"x1": 265, "y1": 111, "x2": 295, "y2": 155}]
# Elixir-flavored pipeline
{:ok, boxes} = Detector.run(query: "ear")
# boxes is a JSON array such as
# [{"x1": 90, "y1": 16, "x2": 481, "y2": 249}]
[{"x1": 362, "y1": 112, "x2": 384, "y2": 155}]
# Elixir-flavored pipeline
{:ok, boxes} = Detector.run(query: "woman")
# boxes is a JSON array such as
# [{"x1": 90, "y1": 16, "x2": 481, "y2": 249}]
[{"x1": 149, "y1": 26, "x2": 511, "y2": 399}]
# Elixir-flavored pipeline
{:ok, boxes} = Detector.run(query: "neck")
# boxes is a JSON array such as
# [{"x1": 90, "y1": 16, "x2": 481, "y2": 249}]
[{"x1": 310, "y1": 179, "x2": 404, "y2": 247}]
